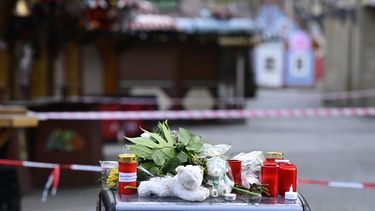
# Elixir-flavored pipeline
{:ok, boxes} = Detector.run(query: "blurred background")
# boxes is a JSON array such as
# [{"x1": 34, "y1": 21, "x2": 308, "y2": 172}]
[{"x1": 1, "y1": 0, "x2": 375, "y2": 210}]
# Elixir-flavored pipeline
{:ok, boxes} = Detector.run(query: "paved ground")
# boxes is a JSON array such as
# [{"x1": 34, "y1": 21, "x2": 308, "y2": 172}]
[{"x1": 22, "y1": 89, "x2": 375, "y2": 211}]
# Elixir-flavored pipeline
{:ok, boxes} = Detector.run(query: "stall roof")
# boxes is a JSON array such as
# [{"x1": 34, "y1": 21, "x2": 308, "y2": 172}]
[
  {"x1": 128, "y1": 14, "x2": 256, "y2": 35},
  {"x1": 130, "y1": 14, "x2": 176, "y2": 31},
  {"x1": 176, "y1": 17, "x2": 255, "y2": 34}
]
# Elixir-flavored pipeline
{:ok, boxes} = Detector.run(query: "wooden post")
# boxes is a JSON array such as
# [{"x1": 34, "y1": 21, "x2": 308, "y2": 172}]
[
  {"x1": 0, "y1": 1, "x2": 8, "y2": 101},
  {"x1": 97, "y1": 37, "x2": 118, "y2": 95},
  {"x1": 29, "y1": 45, "x2": 52, "y2": 98},
  {"x1": 235, "y1": 49, "x2": 245, "y2": 102},
  {"x1": 0, "y1": 48, "x2": 8, "y2": 101},
  {"x1": 64, "y1": 42, "x2": 82, "y2": 96}
]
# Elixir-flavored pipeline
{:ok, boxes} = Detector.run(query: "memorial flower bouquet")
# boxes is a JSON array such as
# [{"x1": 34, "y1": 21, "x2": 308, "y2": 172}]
[
  {"x1": 102, "y1": 121, "x2": 268, "y2": 198},
  {"x1": 125, "y1": 121, "x2": 206, "y2": 179}
]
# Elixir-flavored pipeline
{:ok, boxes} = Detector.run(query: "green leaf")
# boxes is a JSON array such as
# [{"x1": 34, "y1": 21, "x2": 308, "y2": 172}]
[
  {"x1": 152, "y1": 149, "x2": 167, "y2": 166},
  {"x1": 140, "y1": 127, "x2": 169, "y2": 147},
  {"x1": 125, "y1": 137, "x2": 158, "y2": 148},
  {"x1": 159, "y1": 121, "x2": 174, "y2": 146},
  {"x1": 159, "y1": 157, "x2": 184, "y2": 175},
  {"x1": 186, "y1": 135, "x2": 203, "y2": 152},
  {"x1": 149, "y1": 166, "x2": 160, "y2": 175},
  {"x1": 149, "y1": 132, "x2": 169, "y2": 147},
  {"x1": 124, "y1": 186, "x2": 137, "y2": 190},
  {"x1": 139, "y1": 163, "x2": 159, "y2": 176},
  {"x1": 140, "y1": 162, "x2": 157, "y2": 170},
  {"x1": 160, "y1": 148, "x2": 175, "y2": 159},
  {"x1": 176, "y1": 151, "x2": 188, "y2": 162},
  {"x1": 126, "y1": 145, "x2": 152, "y2": 159},
  {"x1": 177, "y1": 128, "x2": 190, "y2": 146}
]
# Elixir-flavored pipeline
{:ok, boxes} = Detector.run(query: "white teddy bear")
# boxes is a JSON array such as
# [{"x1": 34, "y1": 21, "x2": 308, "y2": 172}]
[
  {"x1": 137, "y1": 165, "x2": 210, "y2": 201},
  {"x1": 206, "y1": 156, "x2": 234, "y2": 197},
  {"x1": 200, "y1": 144, "x2": 234, "y2": 197}
]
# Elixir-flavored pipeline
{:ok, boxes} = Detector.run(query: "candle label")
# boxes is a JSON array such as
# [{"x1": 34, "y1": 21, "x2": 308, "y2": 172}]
[{"x1": 119, "y1": 172, "x2": 137, "y2": 182}]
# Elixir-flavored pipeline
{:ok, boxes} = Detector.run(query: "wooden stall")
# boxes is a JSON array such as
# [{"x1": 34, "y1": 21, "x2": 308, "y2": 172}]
[{"x1": 117, "y1": 32, "x2": 256, "y2": 110}]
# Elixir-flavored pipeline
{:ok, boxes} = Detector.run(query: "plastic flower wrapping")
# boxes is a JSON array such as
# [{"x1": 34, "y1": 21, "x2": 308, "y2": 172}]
[{"x1": 100, "y1": 121, "x2": 268, "y2": 198}]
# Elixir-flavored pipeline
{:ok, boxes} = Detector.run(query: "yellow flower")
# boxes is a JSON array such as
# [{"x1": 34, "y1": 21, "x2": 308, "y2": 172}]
[{"x1": 106, "y1": 168, "x2": 118, "y2": 189}]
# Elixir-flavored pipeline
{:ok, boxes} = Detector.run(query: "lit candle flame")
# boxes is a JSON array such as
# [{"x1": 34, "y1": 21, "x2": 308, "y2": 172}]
[{"x1": 289, "y1": 184, "x2": 294, "y2": 192}]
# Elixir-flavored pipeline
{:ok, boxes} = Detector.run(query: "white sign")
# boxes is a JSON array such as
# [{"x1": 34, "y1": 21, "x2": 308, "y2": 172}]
[
  {"x1": 119, "y1": 172, "x2": 137, "y2": 182},
  {"x1": 254, "y1": 42, "x2": 284, "y2": 87},
  {"x1": 289, "y1": 51, "x2": 309, "y2": 77}
]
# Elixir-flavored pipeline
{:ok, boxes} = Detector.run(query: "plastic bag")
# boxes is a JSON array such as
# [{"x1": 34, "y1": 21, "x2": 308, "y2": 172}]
[
  {"x1": 200, "y1": 144, "x2": 234, "y2": 197},
  {"x1": 231, "y1": 151, "x2": 265, "y2": 188},
  {"x1": 100, "y1": 161, "x2": 118, "y2": 189}
]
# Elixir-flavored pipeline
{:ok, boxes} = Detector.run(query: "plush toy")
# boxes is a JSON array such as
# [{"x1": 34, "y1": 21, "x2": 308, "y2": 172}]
[
  {"x1": 206, "y1": 156, "x2": 234, "y2": 197},
  {"x1": 137, "y1": 165, "x2": 210, "y2": 201}
]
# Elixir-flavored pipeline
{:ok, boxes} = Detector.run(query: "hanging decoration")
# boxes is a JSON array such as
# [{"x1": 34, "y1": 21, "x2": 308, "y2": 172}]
[
  {"x1": 83, "y1": 0, "x2": 118, "y2": 31},
  {"x1": 85, "y1": 0, "x2": 108, "y2": 9},
  {"x1": 14, "y1": 0, "x2": 31, "y2": 17}
]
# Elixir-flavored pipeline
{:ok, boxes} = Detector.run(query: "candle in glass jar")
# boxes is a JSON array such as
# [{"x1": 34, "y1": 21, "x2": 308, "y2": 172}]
[
  {"x1": 261, "y1": 163, "x2": 279, "y2": 197},
  {"x1": 118, "y1": 153, "x2": 137, "y2": 194},
  {"x1": 263, "y1": 152, "x2": 284, "y2": 165},
  {"x1": 278, "y1": 163, "x2": 297, "y2": 196},
  {"x1": 227, "y1": 160, "x2": 242, "y2": 186}
]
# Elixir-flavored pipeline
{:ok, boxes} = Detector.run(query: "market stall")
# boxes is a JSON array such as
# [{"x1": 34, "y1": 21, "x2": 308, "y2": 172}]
[
  {"x1": 118, "y1": 15, "x2": 257, "y2": 110},
  {"x1": 28, "y1": 102, "x2": 102, "y2": 186}
]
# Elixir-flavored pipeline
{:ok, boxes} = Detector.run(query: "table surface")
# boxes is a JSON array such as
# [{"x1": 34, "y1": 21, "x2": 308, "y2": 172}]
[
  {"x1": 0, "y1": 115, "x2": 38, "y2": 128},
  {"x1": 98, "y1": 189, "x2": 311, "y2": 211},
  {"x1": 0, "y1": 106, "x2": 38, "y2": 128}
]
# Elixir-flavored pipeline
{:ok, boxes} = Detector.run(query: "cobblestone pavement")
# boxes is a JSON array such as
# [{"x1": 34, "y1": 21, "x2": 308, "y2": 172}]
[{"x1": 22, "y1": 89, "x2": 375, "y2": 211}]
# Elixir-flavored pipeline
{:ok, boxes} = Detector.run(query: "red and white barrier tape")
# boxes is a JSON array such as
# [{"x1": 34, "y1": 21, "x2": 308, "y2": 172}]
[
  {"x1": 41, "y1": 165, "x2": 60, "y2": 202},
  {"x1": 30, "y1": 107, "x2": 375, "y2": 120},
  {"x1": 1, "y1": 159, "x2": 375, "y2": 190},
  {"x1": 298, "y1": 179, "x2": 375, "y2": 189},
  {"x1": 0, "y1": 159, "x2": 101, "y2": 172},
  {"x1": 60, "y1": 88, "x2": 375, "y2": 103},
  {"x1": 9, "y1": 88, "x2": 375, "y2": 106},
  {"x1": 0, "y1": 159, "x2": 101, "y2": 202}
]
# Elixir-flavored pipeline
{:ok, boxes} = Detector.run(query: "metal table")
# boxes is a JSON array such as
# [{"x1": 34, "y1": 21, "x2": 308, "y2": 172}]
[{"x1": 97, "y1": 189, "x2": 311, "y2": 211}]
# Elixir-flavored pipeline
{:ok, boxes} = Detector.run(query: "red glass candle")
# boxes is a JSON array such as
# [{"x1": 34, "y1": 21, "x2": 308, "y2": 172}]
[
  {"x1": 227, "y1": 160, "x2": 242, "y2": 185},
  {"x1": 261, "y1": 163, "x2": 279, "y2": 197},
  {"x1": 118, "y1": 154, "x2": 137, "y2": 194},
  {"x1": 263, "y1": 152, "x2": 284, "y2": 165},
  {"x1": 278, "y1": 163, "x2": 297, "y2": 196}
]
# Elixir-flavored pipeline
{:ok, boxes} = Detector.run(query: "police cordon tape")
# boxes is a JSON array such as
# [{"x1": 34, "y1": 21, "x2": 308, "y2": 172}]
[
  {"x1": 63, "y1": 88, "x2": 375, "y2": 105},
  {"x1": 1, "y1": 159, "x2": 374, "y2": 190},
  {"x1": 30, "y1": 107, "x2": 375, "y2": 120},
  {"x1": 298, "y1": 179, "x2": 375, "y2": 189},
  {"x1": 0, "y1": 159, "x2": 101, "y2": 202},
  {"x1": 9, "y1": 88, "x2": 375, "y2": 106},
  {"x1": 0, "y1": 159, "x2": 101, "y2": 172}
]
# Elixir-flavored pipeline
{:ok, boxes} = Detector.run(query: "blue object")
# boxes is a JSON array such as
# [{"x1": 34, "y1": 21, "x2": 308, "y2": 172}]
[
  {"x1": 176, "y1": 18, "x2": 255, "y2": 35},
  {"x1": 285, "y1": 50, "x2": 314, "y2": 86}
]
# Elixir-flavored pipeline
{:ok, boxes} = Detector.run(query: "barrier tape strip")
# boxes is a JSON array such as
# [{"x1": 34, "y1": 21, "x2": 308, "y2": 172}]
[
  {"x1": 30, "y1": 107, "x2": 375, "y2": 120},
  {"x1": 41, "y1": 170, "x2": 55, "y2": 202},
  {"x1": 9, "y1": 88, "x2": 375, "y2": 106},
  {"x1": 298, "y1": 179, "x2": 375, "y2": 189},
  {"x1": 0, "y1": 159, "x2": 101, "y2": 172},
  {"x1": 1, "y1": 159, "x2": 375, "y2": 190},
  {"x1": 0, "y1": 159, "x2": 101, "y2": 202}
]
